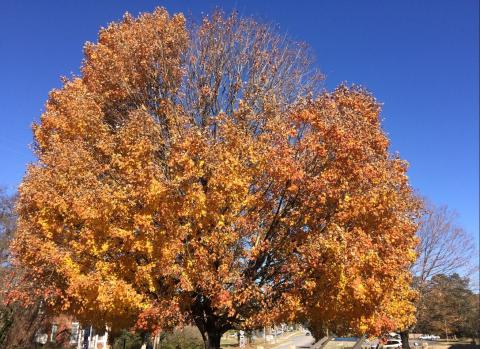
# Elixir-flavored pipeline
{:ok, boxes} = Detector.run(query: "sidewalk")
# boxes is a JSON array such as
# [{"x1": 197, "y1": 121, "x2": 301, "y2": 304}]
[
  {"x1": 268, "y1": 332, "x2": 305, "y2": 348},
  {"x1": 221, "y1": 331, "x2": 307, "y2": 349}
]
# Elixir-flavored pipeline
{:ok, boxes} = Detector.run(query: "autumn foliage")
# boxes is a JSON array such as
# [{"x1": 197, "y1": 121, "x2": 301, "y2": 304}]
[{"x1": 11, "y1": 8, "x2": 421, "y2": 348}]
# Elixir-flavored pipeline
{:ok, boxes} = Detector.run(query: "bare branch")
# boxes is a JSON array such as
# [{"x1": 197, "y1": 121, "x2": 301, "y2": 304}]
[{"x1": 412, "y1": 203, "x2": 477, "y2": 287}]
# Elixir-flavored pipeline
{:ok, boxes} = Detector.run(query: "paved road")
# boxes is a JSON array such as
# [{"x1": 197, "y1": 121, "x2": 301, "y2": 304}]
[{"x1": 271, "y1": 334, "x2": 315, "y2": 349}]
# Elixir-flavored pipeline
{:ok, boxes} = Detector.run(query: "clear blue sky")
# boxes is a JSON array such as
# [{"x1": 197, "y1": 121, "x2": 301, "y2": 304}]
[{"x1": 0, "y1": 1, "x2": 478, "y2": 247}]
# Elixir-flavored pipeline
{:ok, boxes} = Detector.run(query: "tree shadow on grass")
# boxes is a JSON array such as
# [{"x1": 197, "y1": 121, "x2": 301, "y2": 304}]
[{"x1": 448, "y1": 344, "x2": 480, "y2": 349}]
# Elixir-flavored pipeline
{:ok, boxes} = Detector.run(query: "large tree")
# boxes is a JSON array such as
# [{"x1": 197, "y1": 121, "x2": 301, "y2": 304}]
[
  {"x1": 412, "y1": 204, "x2": 476, "y2": 287},
  {"x1": 11, "y1": 9, "x2": 421, "y2": 349}
]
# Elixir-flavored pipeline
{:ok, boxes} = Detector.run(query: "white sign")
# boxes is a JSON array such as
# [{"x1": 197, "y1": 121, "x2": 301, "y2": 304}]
[
  {"x1": 239, "y1": 331, "x2": 246, "y2": 348},
  {"x1": 35, "y1": 333, "x2": 48, "y2": 344}
]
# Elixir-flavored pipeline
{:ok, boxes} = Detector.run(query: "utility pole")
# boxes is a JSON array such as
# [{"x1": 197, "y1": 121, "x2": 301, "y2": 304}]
[{"x1": 444, "y1": 320, "x2": 448, "y2": 342}]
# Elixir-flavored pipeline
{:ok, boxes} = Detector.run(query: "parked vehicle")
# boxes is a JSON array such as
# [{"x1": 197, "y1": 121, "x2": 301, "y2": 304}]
[
  {"x1": 419, "y1": 335, "x2": 440, "y2": 341},
  {"x1": 384, "y1": 340, "x2": 402, "y2": 349}
]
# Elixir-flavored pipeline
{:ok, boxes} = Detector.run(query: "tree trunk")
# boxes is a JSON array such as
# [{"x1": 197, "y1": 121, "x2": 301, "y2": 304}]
[
  {"x1": 204, "y1": 331, "x2": 222, "y2": 349},
  {"x1": 194, "y1": 315, "x2": 226, "y2": 349},
  {"x1": 191, "y1": 294, "x2": 229, "y2": 349},
  {"x1": 400, "y1": 330, "x2": 410, "y2": 349},
  {"x1": 308, "y1": 324, "x2": 328, "y2": 342}
]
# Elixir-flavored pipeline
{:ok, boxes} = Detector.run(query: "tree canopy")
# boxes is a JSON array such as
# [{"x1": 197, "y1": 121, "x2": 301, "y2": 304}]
[{"x1": 11, "y1": 9, "x2": 421, "y2": 348}]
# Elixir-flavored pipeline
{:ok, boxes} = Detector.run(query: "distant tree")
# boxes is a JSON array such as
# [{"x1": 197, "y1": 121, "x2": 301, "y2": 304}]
[
  {"x1": 464, "y1": 293, "x2": 480, "y2": 339},
  {"x1": 0, "y1": 188, "x2": 16, "y2": 265},
  {"x1": 113, "y1": 330, "x2": 143, "y2": 349},
  {"x1": 415, "y1": 274, "x2": 479, "y2": 339},
  {"x1": 0, "y1": 188, "x2": 18, "y2": 346},
  {"x1": 400, "y1": 204, "x2": 477, "y2": 348},
  {"x1": 159, "y1": 326, "x2": 204, "y2": 349},
  {"x1": 0, "y1": 189, "x2": 50, "y2": 349},
  {"x1": 11, "y1": 8, "x2": 421, "y2": 349}
]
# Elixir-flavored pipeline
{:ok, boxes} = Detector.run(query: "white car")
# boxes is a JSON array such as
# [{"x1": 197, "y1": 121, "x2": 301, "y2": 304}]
[
  {"x1": 419, "y1": 335, "x2": 440, "y2": 341},
  {"x1": 384, "y1": 340, "x2": 402, "y2": 349}
]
